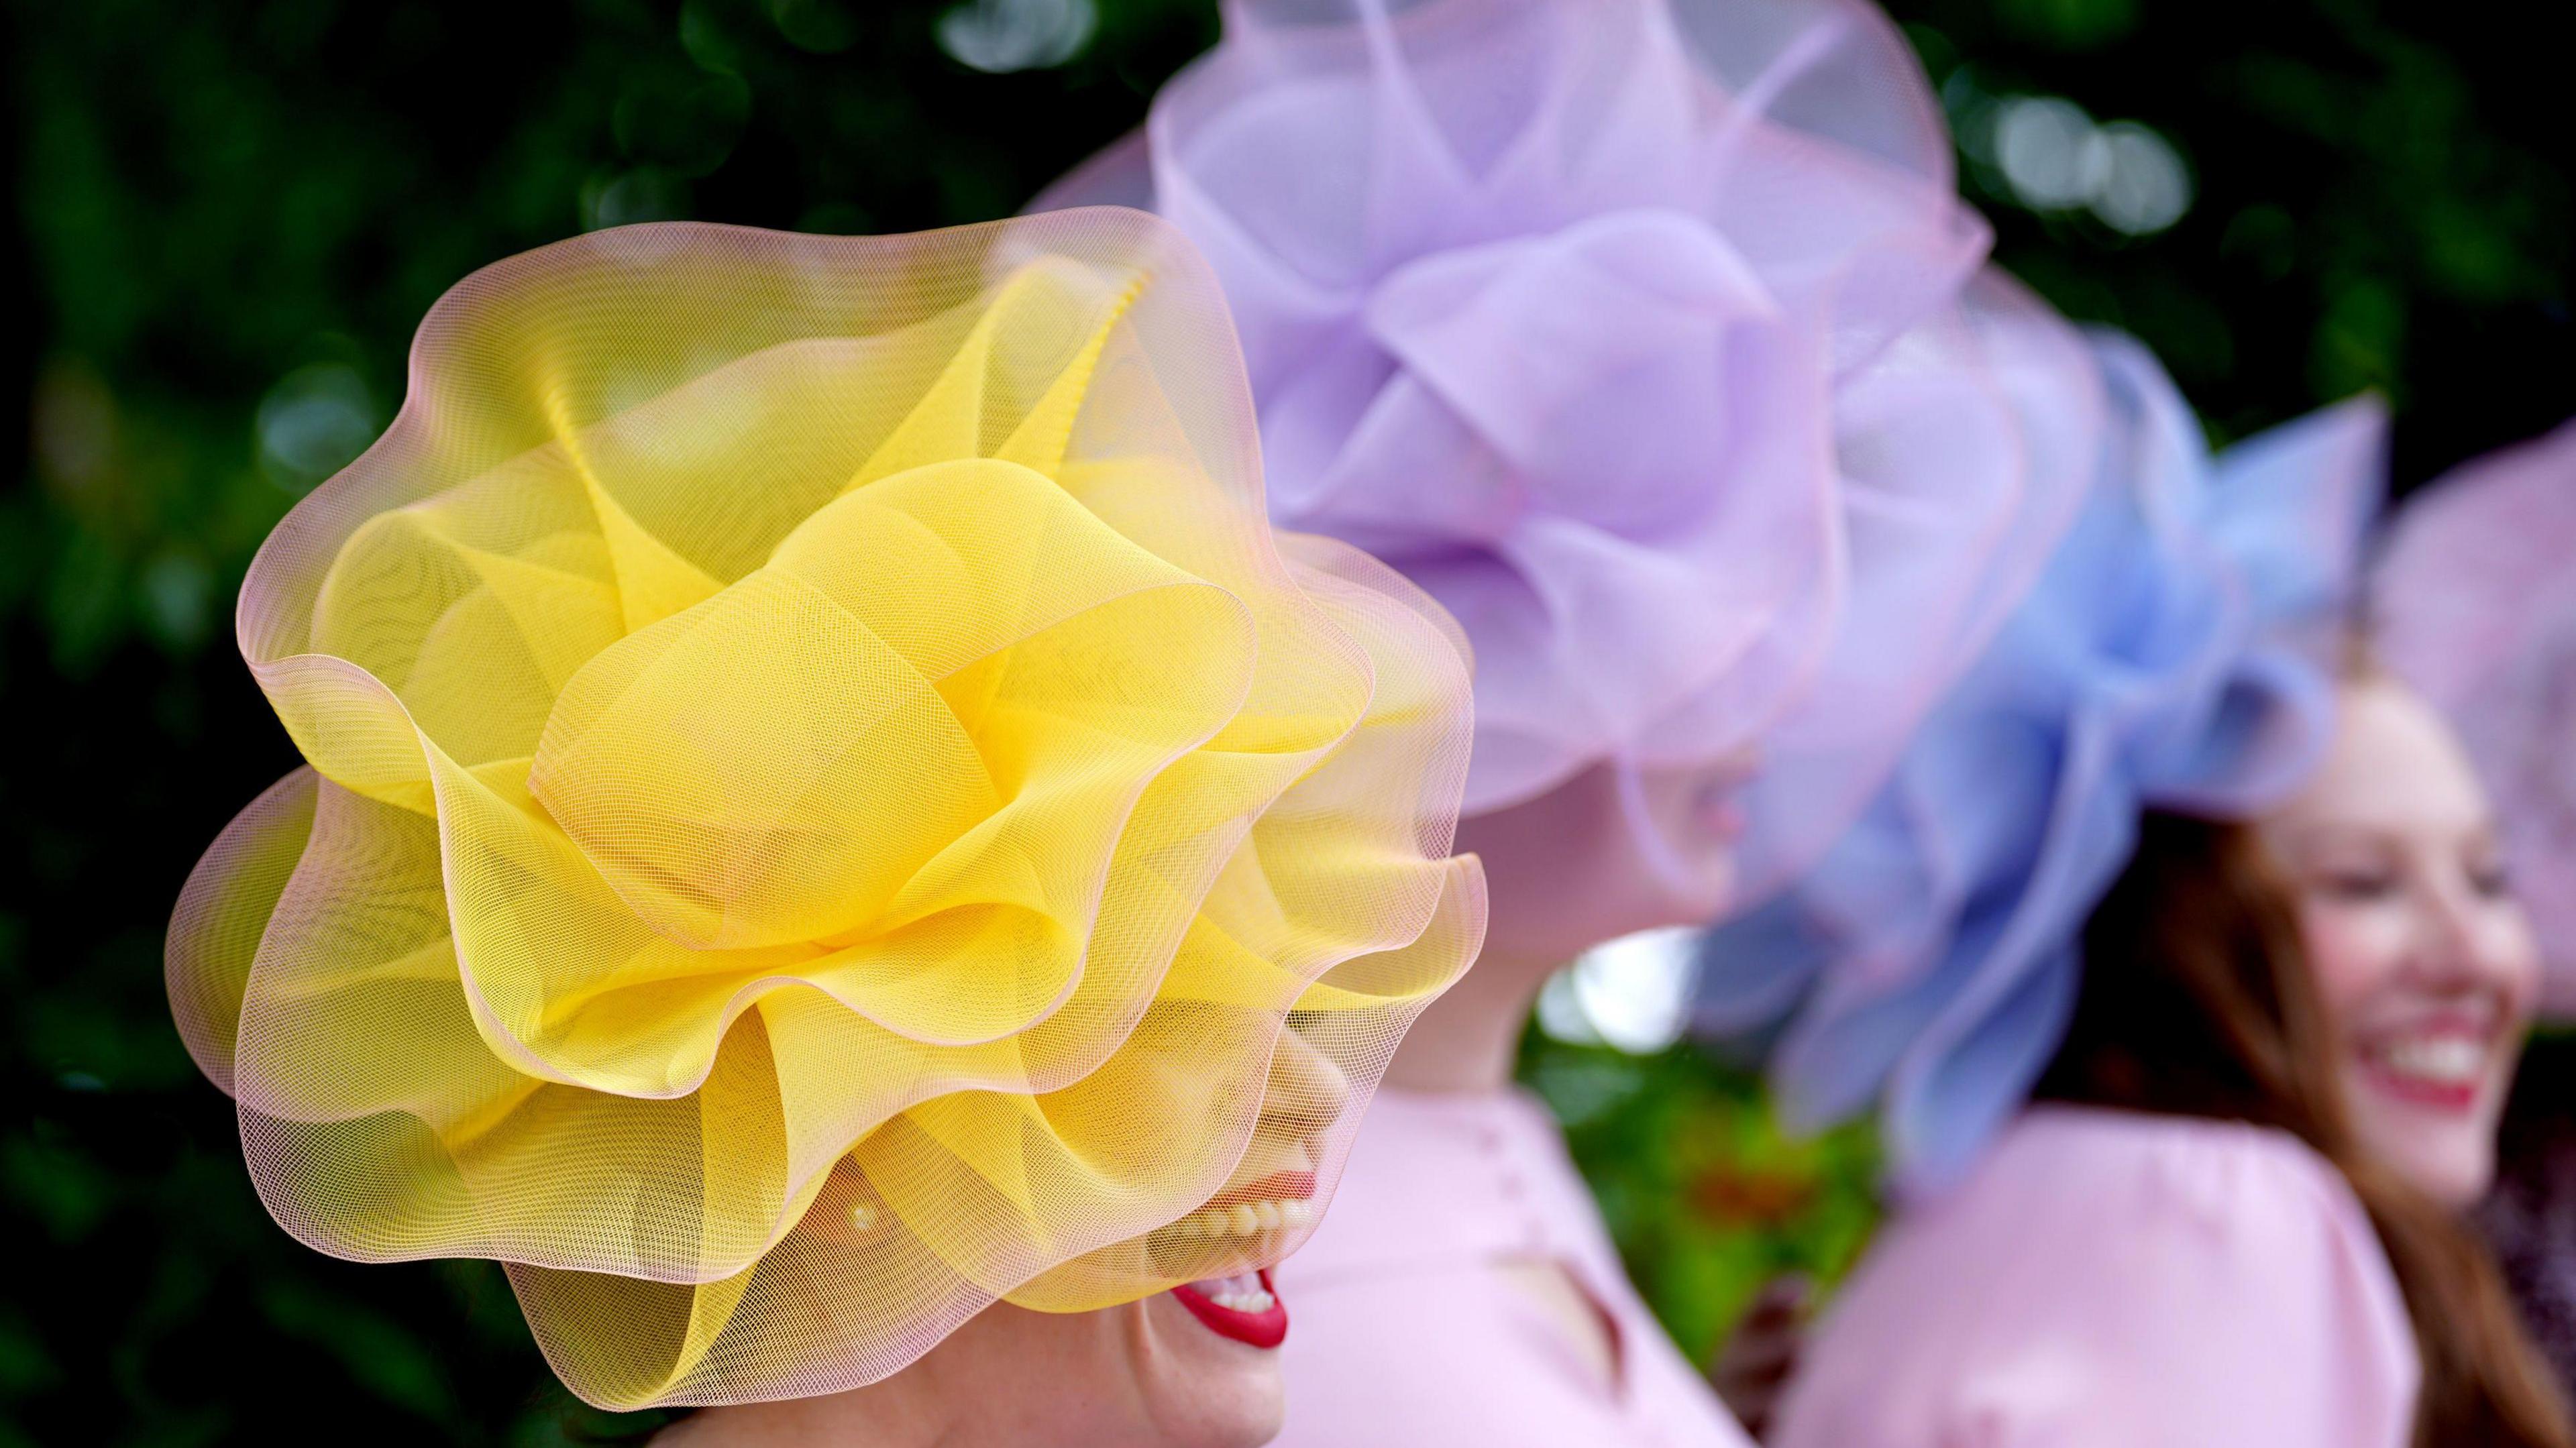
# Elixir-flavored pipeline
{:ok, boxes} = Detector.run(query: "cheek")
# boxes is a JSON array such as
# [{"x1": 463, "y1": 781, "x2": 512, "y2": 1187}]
[
  {"x1": 2296, "y1": 904, "x2": 2405, "y2": 1026},
  {"x1": 2481, "y1": 915, "x2": 2546, "y2": 1016}
]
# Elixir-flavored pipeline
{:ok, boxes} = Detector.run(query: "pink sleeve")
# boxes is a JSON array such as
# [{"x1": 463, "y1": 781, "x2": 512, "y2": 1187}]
[{"x1": 1769, "y1": 1111, "x2": 2419, "y2": 1448}]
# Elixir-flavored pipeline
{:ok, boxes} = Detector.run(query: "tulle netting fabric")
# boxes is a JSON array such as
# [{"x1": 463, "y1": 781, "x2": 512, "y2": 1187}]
[
  {"x1": 1695, "y1": 335, "x2": 2388, "y2": 1192},
  {"x1": 2377, "y1": 417, "x2": 2576, "y2": 1015},
  {"x1": 164, "y1": 209, "x2": 1487, "y2": 1408},
  {"x1": 1035, "y1": 0, "x2": 2094, "y2": 889}
]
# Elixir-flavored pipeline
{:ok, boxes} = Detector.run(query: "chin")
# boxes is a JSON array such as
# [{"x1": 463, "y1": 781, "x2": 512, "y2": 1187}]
[
  {"x1": 1137, "y1": 1292, "x2": 1289, "y2": 1448},
  {"x1": 2394, "y1": 1143, "x2": 2496, "y2": 1211},
  {"x1": 1657, "y1": 854, "x2": 1738, "y2": 927},
  {"x1": 1454, "y1": 759, "x2": 1746, "y2": 962},
  {"x1": 1488, "y1": 878, "x2": 1723, "y2": 970},
  {"x1": 1601, "y1": 840, "x2": 1737, "y2": 943},
  {"x1": 2356, "y1": 1121, "x2": 2498, "y2": 1210}
]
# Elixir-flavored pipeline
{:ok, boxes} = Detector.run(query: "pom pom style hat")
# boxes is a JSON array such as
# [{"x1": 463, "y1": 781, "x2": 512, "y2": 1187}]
[
  {"x1": 164, "y1": 209, "x2": 1487, "y2": 1408},
  {"x1": 1035, "y1": 0, "x2": 2096, "y2": 889},
  {"x1": 1695, "y1": 335, "x2": 2388, "y2": 1193},
  {"x1": 2377, "y1": 416, "x2": 2576, "y2": 1016}
]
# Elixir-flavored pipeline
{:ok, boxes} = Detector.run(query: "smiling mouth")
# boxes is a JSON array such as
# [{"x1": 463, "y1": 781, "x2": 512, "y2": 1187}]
[
  {"x1": 1163, "y1": 1170, "x2": 1320, "y2": 1239},
  {"x1": 1170, "y1": 1270, "x2": 1288, "y2": 1349},
  {"x1": 2357, "y1": 1032, "x2": 2491, "y2": 1113}
]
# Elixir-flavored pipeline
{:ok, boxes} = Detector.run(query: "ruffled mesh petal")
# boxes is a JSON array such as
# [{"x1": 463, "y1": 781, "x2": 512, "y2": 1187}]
[
  {"x1": 167, "y1": 211, "x2": 1485, "y2": 1407},
  {"x1": 1032, "y1": 0, "x2": 2084, "y2": 895},
  {"x1": 1696, "y1": 335, "x2": 2386, "y2": 1192},
  {"x1": 2377, "y1": 416, "x2": 2576, "y2": 1016},
  {"x1": 1725, "y1": 268, "x2": 2101, "y2": 901}
]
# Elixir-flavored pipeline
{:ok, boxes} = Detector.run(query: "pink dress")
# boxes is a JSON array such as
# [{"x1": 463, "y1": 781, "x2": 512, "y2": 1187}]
[
  {"x1": 1275, "y1": 1088, "x2": 1756, "y2": 1448},
  {"x1": 1771, "y1": 1105, "x2": 2420, "y2": 1447}
]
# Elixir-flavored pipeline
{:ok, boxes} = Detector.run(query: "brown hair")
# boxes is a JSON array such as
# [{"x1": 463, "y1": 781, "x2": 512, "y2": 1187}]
[{"x1": 2035, "y1": 810, "x2": 2573, "y2": 1447}]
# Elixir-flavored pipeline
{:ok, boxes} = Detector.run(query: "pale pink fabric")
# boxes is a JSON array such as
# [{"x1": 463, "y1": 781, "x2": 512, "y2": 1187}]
[
  {"x1": 1275, "y1": 1088, "x2": 1755, "y2": 1448},
  {"x1": 1770, "y1": 1105, "x2": 2419, "y2": 1448}
]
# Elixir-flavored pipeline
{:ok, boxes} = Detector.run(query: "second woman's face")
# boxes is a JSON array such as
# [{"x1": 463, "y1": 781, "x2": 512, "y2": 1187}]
[
  {"x1": 2259, "y1": 676, "x2": 2541, "y2": 1209},
  {"x1": 1460, "y1": 752, "x2": 1758, "y2": 968}
]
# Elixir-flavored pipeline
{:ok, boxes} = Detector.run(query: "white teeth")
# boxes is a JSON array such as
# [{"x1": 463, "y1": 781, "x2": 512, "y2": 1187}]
[
  {"x1": 1163, "y1": 1198, "x2": 1316, "y2": 1240},
  {"x1": 1189, "y1": 1272, "x2": 1276, "y2": 1314},
  {"x1": 2372, "y1": 1035, "x2": 2487, "y2": 1084}
]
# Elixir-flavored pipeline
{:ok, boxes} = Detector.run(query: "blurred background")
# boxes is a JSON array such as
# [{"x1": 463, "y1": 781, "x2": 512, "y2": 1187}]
[{"x1": 4, "y1": 0, "x2": 2569, "y2": 1441}]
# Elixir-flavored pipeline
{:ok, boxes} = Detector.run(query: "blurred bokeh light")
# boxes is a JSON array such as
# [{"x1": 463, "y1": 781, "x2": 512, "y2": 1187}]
[
  {"x1": 1540, "y1": 928, "x2": 1702, "y2": 1056},
  {"x1": 938, "y1": 0, "x2": 1099, "y2": 72}
]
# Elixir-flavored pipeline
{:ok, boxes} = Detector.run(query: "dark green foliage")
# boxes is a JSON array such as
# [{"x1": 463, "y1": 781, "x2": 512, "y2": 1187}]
[
  {"x1": 1520, "y1": 1031, "x2": 1881, "y2": 1368},
  {"x1": 3, "y1": 0, "x2": 2567, "y2": 1441},
  {"x1": 1900, "y1": 0, "x2": 2574, "y2": 465}
]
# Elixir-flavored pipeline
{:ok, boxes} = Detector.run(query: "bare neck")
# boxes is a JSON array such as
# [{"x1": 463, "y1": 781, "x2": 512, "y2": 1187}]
[{"x1": 1377, "y1": 946, "x2": 1562, "y2": 1095}]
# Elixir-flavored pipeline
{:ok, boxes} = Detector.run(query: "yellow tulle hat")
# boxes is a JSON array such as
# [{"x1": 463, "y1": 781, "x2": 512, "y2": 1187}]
[{"x1": 166, "y1": 209, "x2": 1486, "y2": 1409}]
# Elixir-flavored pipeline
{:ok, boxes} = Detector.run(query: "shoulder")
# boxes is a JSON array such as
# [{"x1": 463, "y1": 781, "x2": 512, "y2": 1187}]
[
  {"x1": 1772, "y1": 1107, "x2": 2418, "y2": 1448},
  {"x1": 1876, "y1": 1107, "x2": 2406, "y2": 1350},
  {"x1": 1970, "y1": 1105, "x2": 2379, "y2": 1241}
]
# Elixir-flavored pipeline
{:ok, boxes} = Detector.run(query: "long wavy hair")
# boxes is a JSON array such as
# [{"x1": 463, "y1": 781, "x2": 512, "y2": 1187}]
[{"x1": 2036, "y1": 809, "x2": 2573, "y2": 1447}]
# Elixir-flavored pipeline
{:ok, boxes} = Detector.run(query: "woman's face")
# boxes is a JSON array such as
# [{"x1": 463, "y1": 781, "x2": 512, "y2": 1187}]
[
  {"x1": 670, "y1": 1032, "x2": 1346, "y2": 1447},
  {"x1": 2259, "y1": 675, "x2": 2540, "y2": 1209},
  {"x1": 1081, "y1": 1022, "x2": 1357, "y2": 1447},
  {"x1": 1460, "y1": 752, "x2": 1757, "y2": 968}
]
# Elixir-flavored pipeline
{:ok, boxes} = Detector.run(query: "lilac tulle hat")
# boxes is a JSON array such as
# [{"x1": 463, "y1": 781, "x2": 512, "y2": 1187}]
[
  {"x1": 1695, "y1": 334, "x2": 2388, "y2": 1193},
  {"x1": 2378, "y1": 417, "x2": 2576, "y2": 1016},
  {"x1": 1034, "y1": 0, "x2": 2095, "y2": 887}
]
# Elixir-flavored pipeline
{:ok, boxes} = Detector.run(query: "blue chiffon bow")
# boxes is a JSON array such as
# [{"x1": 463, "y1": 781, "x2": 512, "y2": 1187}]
[{"x1": 1694, "y1": 333, "x2": 2386, "y2": 1194}]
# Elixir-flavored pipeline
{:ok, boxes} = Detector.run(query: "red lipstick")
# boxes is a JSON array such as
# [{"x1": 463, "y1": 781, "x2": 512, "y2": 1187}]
[
  {"x1": 1205, "y1": 1170, "x2": 1317, "y2": 1207},
  {"x1": 2359, "y1": 1061, "x2": 2481, "y2": 1113},
  {"x1": 1169, "y1": 1270, "x2": 1289, "y2": 1349}
]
